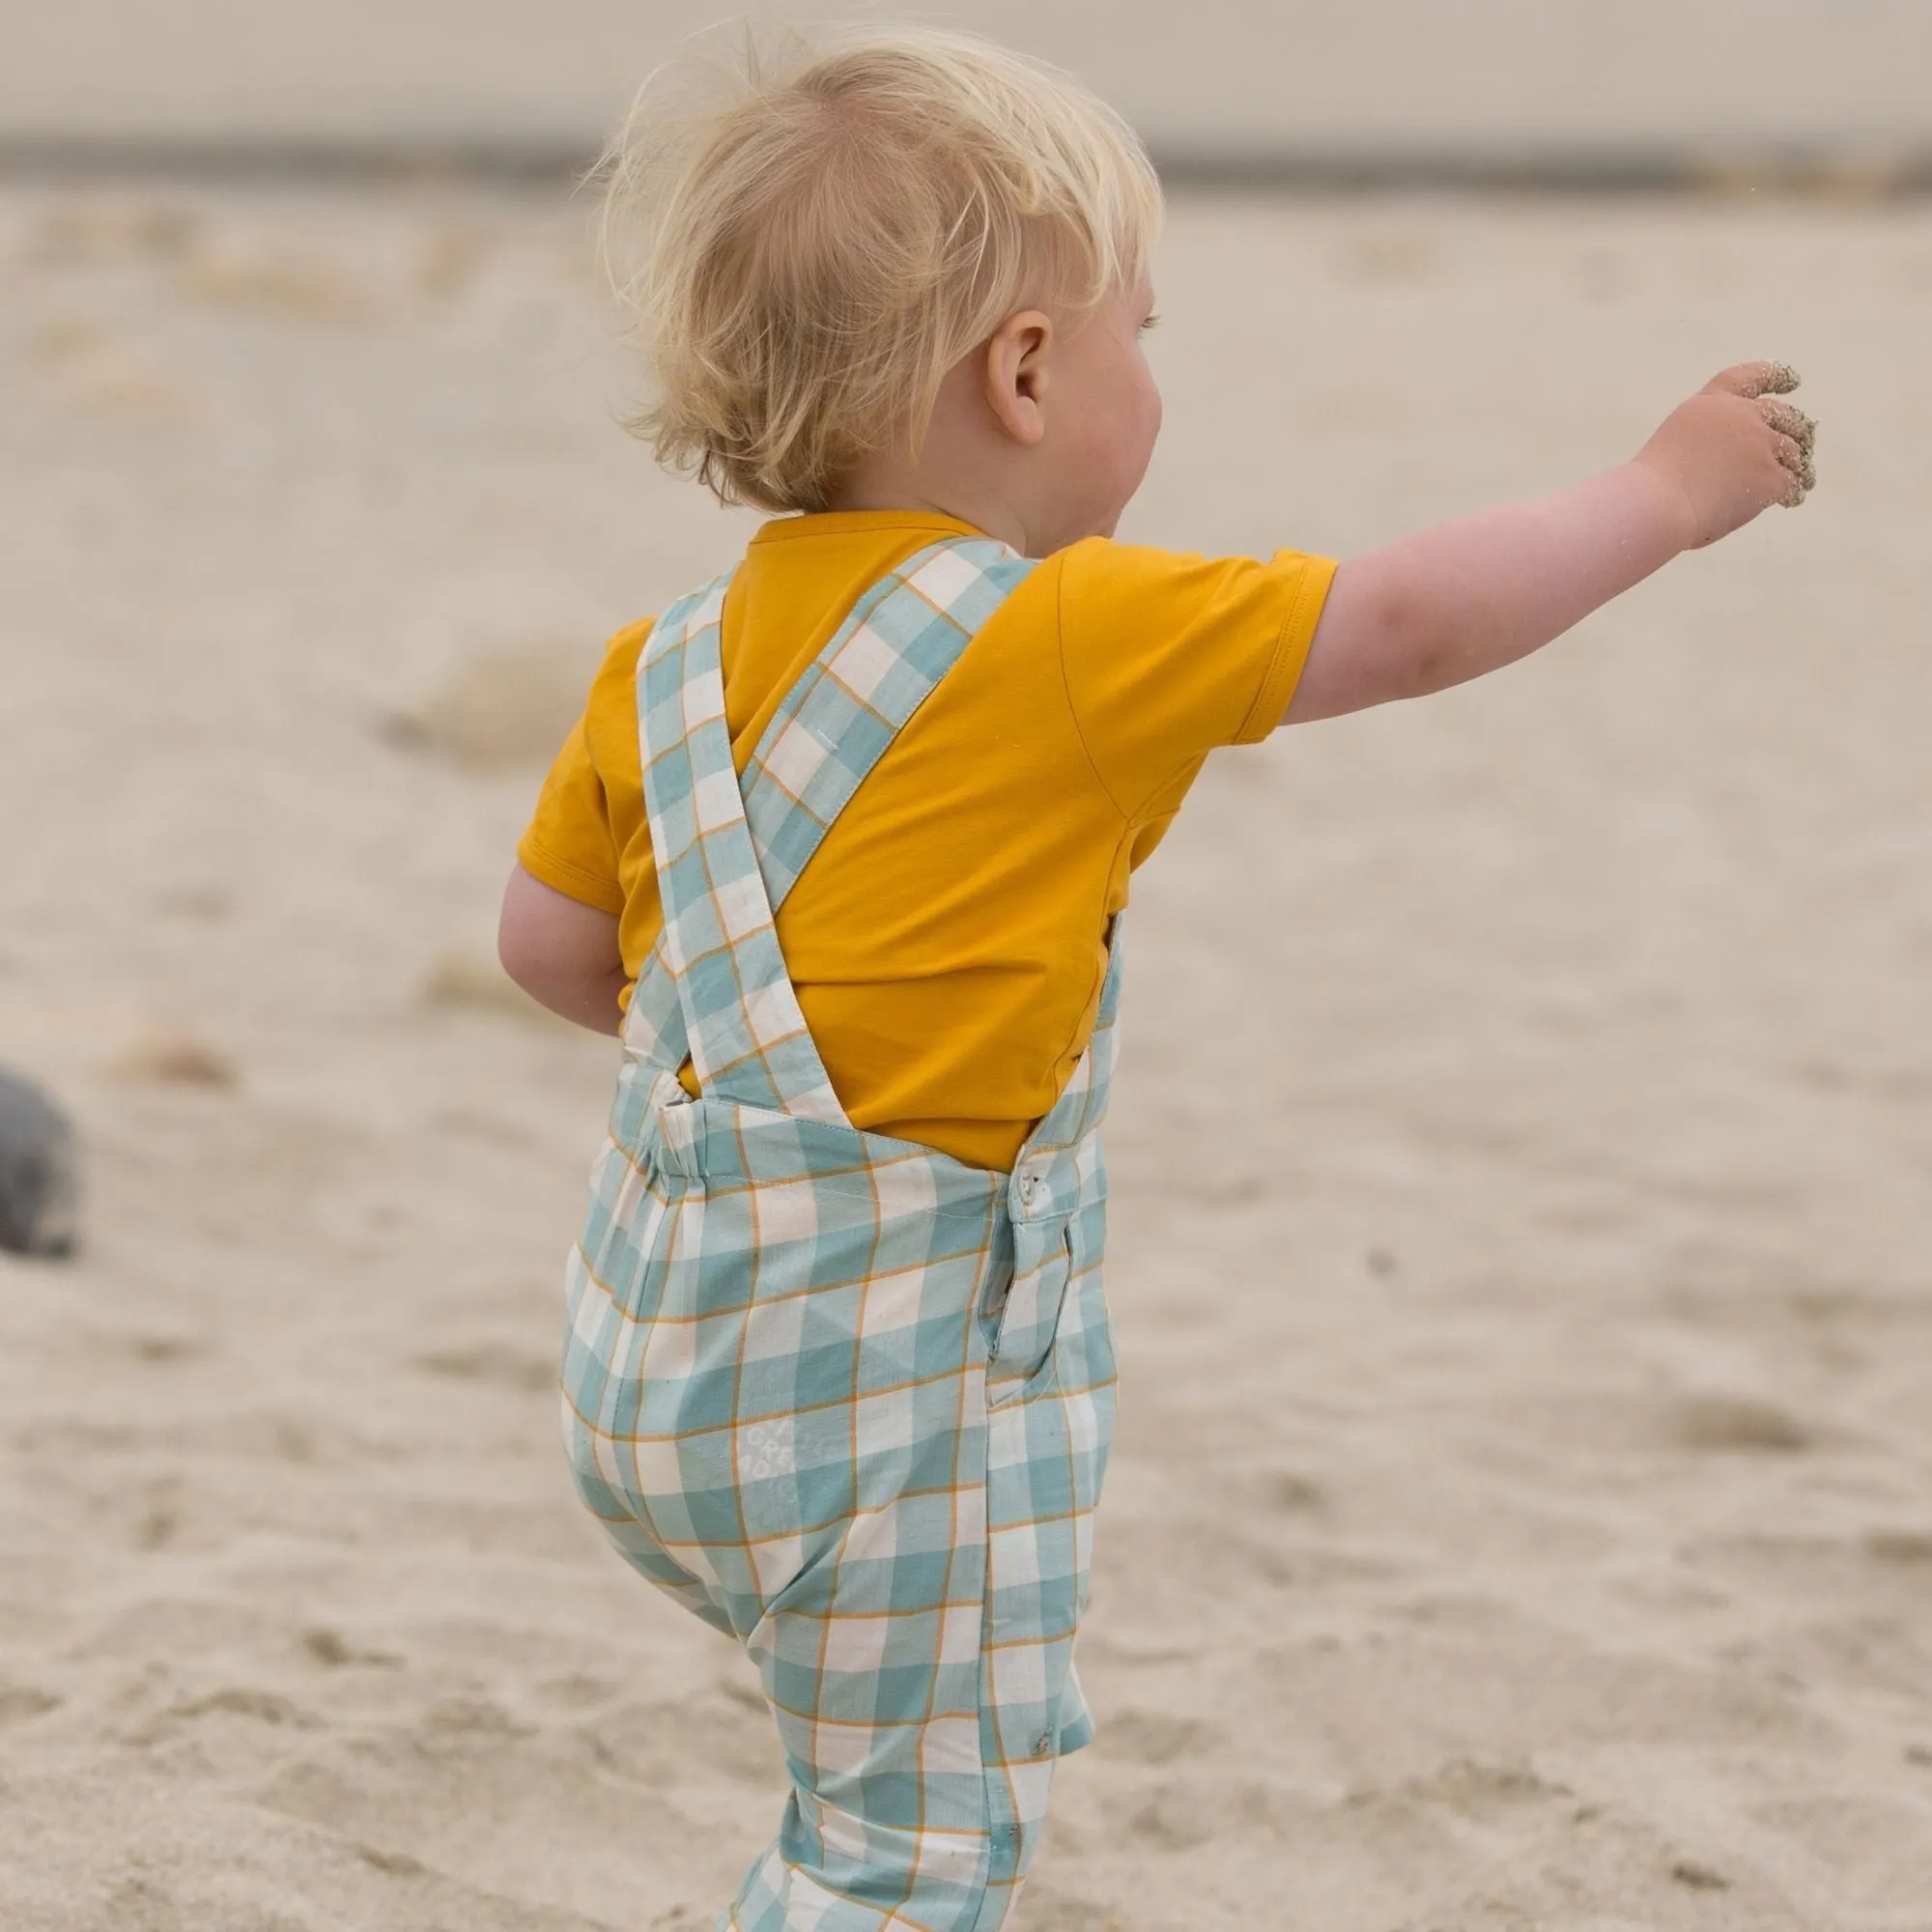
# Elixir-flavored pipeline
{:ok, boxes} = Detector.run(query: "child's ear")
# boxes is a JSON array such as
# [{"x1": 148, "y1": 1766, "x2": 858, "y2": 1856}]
[{"x1": 984, "y1": 310, "x2": 1054, "y2": 447}]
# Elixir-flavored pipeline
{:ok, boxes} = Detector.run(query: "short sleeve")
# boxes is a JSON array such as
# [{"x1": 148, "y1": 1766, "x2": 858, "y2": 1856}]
[
  {"x1": 515, "y1": 618, "x2": 655, "y2": 917},
  {"x1": 517, "y1": 714, "x2": 625, "y2": 915},
  {"x1": 1054, "y1": 540, "x2": 1336, "y2": 821}
]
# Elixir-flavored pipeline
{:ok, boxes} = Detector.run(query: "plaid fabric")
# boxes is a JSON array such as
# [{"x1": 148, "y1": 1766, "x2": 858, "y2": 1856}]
[{"x1": 559, "y1": 538, "x2": 1125, "y2": 1931}]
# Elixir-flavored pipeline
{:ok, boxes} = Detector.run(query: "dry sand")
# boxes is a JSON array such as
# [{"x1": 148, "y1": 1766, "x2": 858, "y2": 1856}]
[{"x1": 2, "y1": 182, "x2": 1930, "y2": 1930}]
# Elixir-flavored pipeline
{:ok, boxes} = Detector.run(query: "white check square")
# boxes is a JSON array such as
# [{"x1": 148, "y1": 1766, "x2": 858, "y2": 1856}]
[
  {"x1": 909, "y1": 545, "x2": 980, "y2": 611},
  {"x1": 829, "y1": 621, "x2": 900, "y2": 706},
  {"x1": 753, "y1": 1178, "x2": 820, "y2": 1247},
  {"x1": 858, "y1": 1265, "x2": 929, "y2": 1338},
  {"x1": 760, "y1": 718, "x2": 825, "y2": 805}
]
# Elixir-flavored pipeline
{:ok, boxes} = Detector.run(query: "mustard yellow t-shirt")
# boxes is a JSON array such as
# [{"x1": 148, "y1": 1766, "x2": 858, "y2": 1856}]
[{"x1": 520, "y1": 511, "x2": 1334, "y2": 1171}]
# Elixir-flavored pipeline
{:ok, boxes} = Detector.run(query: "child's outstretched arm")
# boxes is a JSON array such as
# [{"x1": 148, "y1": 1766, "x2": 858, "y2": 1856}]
[
  {"x1": 1283, "y1": 363, "x2": 1816, "y2": 725},
  {"x1": 498, "y1": 864, "x2": 627, "y2": 1034}
]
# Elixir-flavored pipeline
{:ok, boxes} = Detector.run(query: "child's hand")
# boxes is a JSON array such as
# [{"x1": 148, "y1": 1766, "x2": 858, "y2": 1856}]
[
  {"x1": 1633, "y1": 362, "x2": 1818, "y2": 550},
  {"x1": 1287, "y1": 360, "x2": 1820, "y2": 725}
]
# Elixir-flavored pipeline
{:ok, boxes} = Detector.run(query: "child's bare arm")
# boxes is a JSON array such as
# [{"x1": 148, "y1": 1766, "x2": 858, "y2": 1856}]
[
  {"x1": 1283, "y1": 363, "x2": 1816, "y2": 725},
  {"x1": 498, "y1": 864, "x2": 627, "y2": 1035}
]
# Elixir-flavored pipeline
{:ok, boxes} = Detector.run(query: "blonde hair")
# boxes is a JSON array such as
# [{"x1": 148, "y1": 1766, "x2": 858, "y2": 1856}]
[{"x1": 598, "y1": 26, "x2": 1163, "y2": 515}]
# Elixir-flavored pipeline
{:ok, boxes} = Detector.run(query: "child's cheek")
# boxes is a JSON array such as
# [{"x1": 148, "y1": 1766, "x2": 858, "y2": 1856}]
[{"x1": 1125, "y1": 378, "x2": 1163, "y2": 484}]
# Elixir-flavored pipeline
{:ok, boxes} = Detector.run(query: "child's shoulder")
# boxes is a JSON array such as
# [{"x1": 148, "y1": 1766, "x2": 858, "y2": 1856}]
[
  {"x1": 563, "y1": 616, "x2": 657, "y2": 788},
  {"x1": 1040, "y1": 537, "x2": 1340, "y2": 805},
  {"x1": 1046, "y1": 535, "x2": 1335, "y2": 642},
  {"x1": 595, "y1": 612, "x2": 657, "y2": 679}
]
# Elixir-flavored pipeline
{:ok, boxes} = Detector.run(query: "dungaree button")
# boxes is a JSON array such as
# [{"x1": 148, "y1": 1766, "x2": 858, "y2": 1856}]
[{"x1": 1018, "y1": 1174, "x2": 1036, "y2": 1205}]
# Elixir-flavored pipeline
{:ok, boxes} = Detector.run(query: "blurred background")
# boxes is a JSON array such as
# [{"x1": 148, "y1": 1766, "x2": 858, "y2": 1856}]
[
  {"x1": 6, "y1": 0, "x2": 1932, "y2": 171},
  {"x1": 3, "y1": 7, "x2": 1930, "y2": 1932}
]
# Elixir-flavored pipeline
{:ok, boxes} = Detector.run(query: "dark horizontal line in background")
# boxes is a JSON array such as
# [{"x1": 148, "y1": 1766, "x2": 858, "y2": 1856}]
[
  {"x1": 0, "y1": 136, "x2": 602, "y2": 189},
  {"x1": 1159, "y1": 145, "x2": 1932, "y2": 198},
  {"x1": 3, "y1": 133, "x2": 1932, "y2": 198}
]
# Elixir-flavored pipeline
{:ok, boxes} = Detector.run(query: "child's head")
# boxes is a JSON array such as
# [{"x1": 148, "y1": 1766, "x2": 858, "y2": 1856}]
[{"x1": 602, "y1": 27, "x2": 1164, "y2": 551}]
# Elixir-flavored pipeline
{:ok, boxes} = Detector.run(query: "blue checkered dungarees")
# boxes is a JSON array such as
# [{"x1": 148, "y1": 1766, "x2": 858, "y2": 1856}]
[{"x1": 560, "y1": 538, "x2": 1123, "y2": 1930}]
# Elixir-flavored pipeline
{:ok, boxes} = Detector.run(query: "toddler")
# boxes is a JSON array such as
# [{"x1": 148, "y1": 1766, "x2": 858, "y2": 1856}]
[{"x1": 499, "y1": 28, "x2": 1814, "y2": 1932}]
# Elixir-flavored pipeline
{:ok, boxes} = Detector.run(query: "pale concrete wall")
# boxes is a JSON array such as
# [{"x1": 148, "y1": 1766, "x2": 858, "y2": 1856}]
[{"x1": 4, "y1": 1, "x2": 1927, "y2": 156}]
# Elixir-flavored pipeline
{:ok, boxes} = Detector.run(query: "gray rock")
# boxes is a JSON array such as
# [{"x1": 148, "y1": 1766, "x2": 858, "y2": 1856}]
[{"x1": 0, "y1": 1068, "x2": 78, "y2": 1260}]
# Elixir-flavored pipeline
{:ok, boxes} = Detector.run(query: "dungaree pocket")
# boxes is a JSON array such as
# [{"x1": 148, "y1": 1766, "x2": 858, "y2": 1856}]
[{"x1": 983, "y1": 1215, "x2": 1074, "y2": 1407}]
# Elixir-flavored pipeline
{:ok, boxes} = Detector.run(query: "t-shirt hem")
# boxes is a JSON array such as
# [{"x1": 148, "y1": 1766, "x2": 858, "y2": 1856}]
[
  {"x1": 517, "y1": 835, "x2": 627, "y2": 917},
  {"x1": 1235, "y1": 553, "x2": 1339, "y2": 744}
]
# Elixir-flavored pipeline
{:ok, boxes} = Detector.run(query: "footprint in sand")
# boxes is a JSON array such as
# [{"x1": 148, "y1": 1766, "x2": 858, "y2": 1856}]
[
  {"x1": 419, "y1": 953, "x2": 564, "y2": 1029},
  {"x1": 357, "y1": 1843, "x2": 429, "y2": 1879},
  {"x1": 133, "y1": 1503, "x2": 178, "y2": 1551},
  {"x1": 1669, "y1": 1393, "x2": 1815, "y2": 1454},
  {"x1": 1396, "y1": 1756, "x2": 1572, "y2": 1822},
  {"x1": 0, "y1": 1684, "x2": 62, "y2": 1727},
  {"x1": 1865, "y1": 1530, "x2": 1932, "y2": 1567},
  {"x1": 300, "y1": 1628, "x2": 401, "y2": 1670},
  {"x1": 176, "y1": 242, "x2": 377, "y2": 325},
  {"x1": 385, "y1": 643, "x2": 600, "y2": 773},
  {"x1": 587, "y1": 1688, "x2": 779, "y2": 1787},
  {"x1": 1013, "y1": 1886, "x2": 1128, "y2": 1931},
  {"x1": 416, "y1": 1696, "x2": 536, "y2": 1754},
  {"x1": 127, "y1": 1335, "x2": 207, "y2": 1364},
  {"x1": 1125, "y1": 1783, "x2": 1220, "y2": 1851},
  {"x1": 27, "y1": 319, "x2": 202, "y2": 422},
  {"x1": 127, "y1": 1686, "x2": 322, "y2": 1747},
  {"x1": 413, "y1": 1342, "x2": 556, "y2": 1391},
  {"x1": 1257, "y1": 1468, "x2": 1325, "y2": 1513},
  {"x1": 537, "y1": 1672, "x2": 622, "y2": 1710},
  {"x1": 1671, "y1": 1859, "x2": 1731, "y2": 1891},
  {"x1": 104, "y1": 1028, "x2": 239, "y2": 1090},
  {"x1": 1094, "y1": 1708, "x2": 1215, "y2": 1766}
]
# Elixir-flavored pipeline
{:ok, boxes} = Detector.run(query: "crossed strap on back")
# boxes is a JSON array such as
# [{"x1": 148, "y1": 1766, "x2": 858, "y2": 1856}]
[{"x1": 625, "y1": 537, "x2": 1040, "y2": 1126}]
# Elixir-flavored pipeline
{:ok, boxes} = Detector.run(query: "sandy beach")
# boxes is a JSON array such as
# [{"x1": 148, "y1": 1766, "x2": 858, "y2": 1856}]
[{"x1": 2, "y1": 180, "x2": 1930, "y2": 1929}]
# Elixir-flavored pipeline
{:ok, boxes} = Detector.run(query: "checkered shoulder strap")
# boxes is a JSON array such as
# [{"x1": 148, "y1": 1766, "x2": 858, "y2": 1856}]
[
  {"x1": 629, "y1": 537, "x2": 1037, "y2": 1121},
  {"x1": 738, "y1": 537, "x2": 1036, "y2": 907}
]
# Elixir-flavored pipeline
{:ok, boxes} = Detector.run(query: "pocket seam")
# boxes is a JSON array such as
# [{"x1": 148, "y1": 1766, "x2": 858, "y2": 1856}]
[{"x1": 985, "y1": 1223, "x2": 1074, "y2": 1411}]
